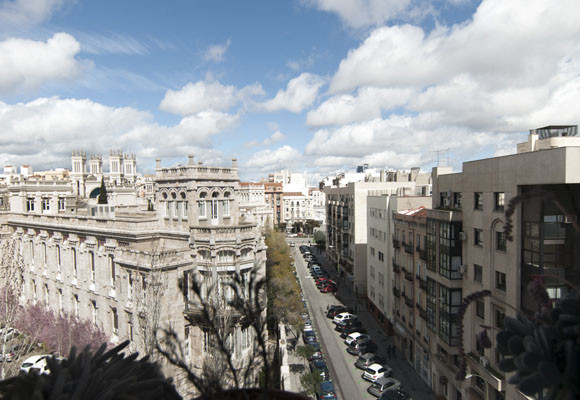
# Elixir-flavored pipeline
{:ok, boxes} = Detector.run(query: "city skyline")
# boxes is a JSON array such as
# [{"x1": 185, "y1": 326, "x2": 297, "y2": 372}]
[{"x1": 1, "y1": 0, "x2": 579, "y2": 183}]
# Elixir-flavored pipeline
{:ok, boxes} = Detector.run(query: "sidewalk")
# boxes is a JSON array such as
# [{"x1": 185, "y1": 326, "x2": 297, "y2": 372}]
[{"x1": 316, "y1": 248, "x2": 435, "y2": 400}]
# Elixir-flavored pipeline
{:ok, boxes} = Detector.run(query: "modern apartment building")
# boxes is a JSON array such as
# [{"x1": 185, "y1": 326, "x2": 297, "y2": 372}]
[
  {"x1": 264, "y1": 182, "x2": 283, "y2": 225},
  {"x1": 325, "y1": 172, "x2": 431, "y2": 296},
  {"x1": 0, "y1": 153, "x2": 267, "y2": 395},
  {"x1": 421, "y1": 125, "x2": 580, "y2": 400},
  {"x1": 367, "y1": 196, "x2": 431, "y2": 340}
]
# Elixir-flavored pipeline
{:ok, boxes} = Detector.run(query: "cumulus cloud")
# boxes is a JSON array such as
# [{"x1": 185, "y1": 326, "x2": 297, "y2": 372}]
[
  {"x1": 303, "y1": 0, "x2": 411, "y2": 29},
  {"x1": 203, "y1": 39, "x2": 231, "y2": 62},
  {"x1": 303, "y1": 0, "x2": 580, "y2": 170},
  {"x1": 244, "y1": 131, "x2": 286, "y2": 148},
  {"x1": 159, "y1": 80, "x2": 264, "y2": 116},
  {"x1": 306, "y1": 87, "x2": 414, "y2": 127},
  {"x1": 0, "y1": 97, "x2": 236, "y2": 170},
  {"x1": 261, "y1": 73, "x2": 326, "y2": 113},
  {"x1": 0, "y1": 0, "x2": 67, "y2": 27},
  {"x1": 244, "y1": 145, "x2": 302, "y2": 170},
  {"x1": 0, "y1": 33, "x2": 87, "y2": 93}
]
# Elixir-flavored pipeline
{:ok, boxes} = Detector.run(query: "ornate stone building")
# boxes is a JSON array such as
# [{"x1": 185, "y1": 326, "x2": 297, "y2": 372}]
[{"x1": 0, "y1": 152, "x2": 267, "y2": 394}]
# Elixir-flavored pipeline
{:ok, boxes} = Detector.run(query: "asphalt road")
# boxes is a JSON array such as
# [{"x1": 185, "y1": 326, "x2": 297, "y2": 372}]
[{"x1": 293, "y1": 244, "x2": 380, "y2": 400}]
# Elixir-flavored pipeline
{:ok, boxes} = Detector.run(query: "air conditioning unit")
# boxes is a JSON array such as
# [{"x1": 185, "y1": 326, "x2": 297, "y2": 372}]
[
  {"x1": 458, "y1": 265, "x2": 467, "y2": 274},
  {"x1": 458, "y1": 231, "x2": 467, "y2": 241},
  {"x1": 480, "y1": 356, "x2": 490, "y2": 368}
]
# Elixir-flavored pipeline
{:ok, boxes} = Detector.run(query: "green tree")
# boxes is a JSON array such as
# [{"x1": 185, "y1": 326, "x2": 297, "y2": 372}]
[
  {"x1": 304, "y1": 219, "x2": 321, "y2": 235},
  {"x1": 295, "y1": 344, "x2": 314, "y2": 367},
  {"x1": 300, "y1": 370, "x2": 322, "y2": 397},
  {"x1": 97, "y1": 176, "x2": 108, "y2": 204},
  {"x1": 314, "y1": 230, "x2": 326, "y2": 248}
]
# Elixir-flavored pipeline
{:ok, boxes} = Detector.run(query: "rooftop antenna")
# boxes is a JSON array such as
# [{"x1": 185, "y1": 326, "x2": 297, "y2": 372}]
[{"x1": 431, "y1": 148, "x2": 450, "y2": 166}]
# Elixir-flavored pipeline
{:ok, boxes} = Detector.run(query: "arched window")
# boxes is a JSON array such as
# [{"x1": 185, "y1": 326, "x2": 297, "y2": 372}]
[
  {"x1": 241, "y1": 248, "x2": 252, "y2": 259},
  {"x1": 198, "y1": 192, "x2": 207, "y2": 218},
  {"x1": 217, "y1": 250, "x2": 235, "y2": 263},
  {"x1": 211, "y1": 192, "x2": 219, "y2": 221},
  {"x1": 198, "y1": 250, "x2": 211, "y2": 261}
]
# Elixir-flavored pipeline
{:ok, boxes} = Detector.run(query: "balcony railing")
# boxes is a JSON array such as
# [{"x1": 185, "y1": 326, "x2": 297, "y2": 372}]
[
  {"x1": 404, "y1": 242, "x2": 414, "y2": 254},
  {"x1": 419, "y1": 278, "x2": 428, "y2": 291},
  {"x1": 393, "y1": 263, "x2": 401, "y2": 273},
  {"x1": 417, "y1": 303, "x2": 427, "y2": 320},
  {"x1": 392, "y1": 238, "x2": 401, "y2": 249},
  {"x1": 404, "y1": 269, "x2": 414, "y2": 282},
  {"x1": 393, "y1": 287, "x2": 401, "y2": 297},
  {"x1": 404, "y1": 294, "x2": 414, "y2": 308},
  {"x1": 418, "y1": 249, "x2": 427, "y2": 261}
]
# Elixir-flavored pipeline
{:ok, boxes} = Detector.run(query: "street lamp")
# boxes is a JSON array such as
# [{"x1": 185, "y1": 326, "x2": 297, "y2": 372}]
[{"x1": 465, "y1": 373, "x2": 489, "y2": 400}]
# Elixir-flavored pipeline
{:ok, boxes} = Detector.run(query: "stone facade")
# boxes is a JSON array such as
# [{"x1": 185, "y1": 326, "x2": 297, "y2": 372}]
[{"x1": 0, "y1": 152, "x2": 267, "y2": 395}]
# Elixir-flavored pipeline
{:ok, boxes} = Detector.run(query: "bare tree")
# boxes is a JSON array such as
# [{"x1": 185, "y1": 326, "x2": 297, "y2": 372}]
[
  {"x1": 134, "y1": 250, "x2": 168, "y2": 359},
  {"x1": 157, "y1": 266, "x2": 270, "y2": 398},
  {"x1": 0, "y1": 237, "x2": 26, "y2": 379}
]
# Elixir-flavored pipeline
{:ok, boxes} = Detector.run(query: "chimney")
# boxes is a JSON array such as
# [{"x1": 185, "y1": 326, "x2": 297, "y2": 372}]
[
  {"x1": 188, "y1": 154, "x2": 194, "y2": 165},
  {"x1": 232, "y1": 158, "x2": 238, "y2": 168},
  {"x1": 156, "y1": 159, "x2": 161, "y2": 169}
]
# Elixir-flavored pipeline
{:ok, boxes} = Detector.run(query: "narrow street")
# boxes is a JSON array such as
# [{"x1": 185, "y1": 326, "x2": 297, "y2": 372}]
[{"x1": 291, "y1": 238, "x2": 435, "y2": 400}]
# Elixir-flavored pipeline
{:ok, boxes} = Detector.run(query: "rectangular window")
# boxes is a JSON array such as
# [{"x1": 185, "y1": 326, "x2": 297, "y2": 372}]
[
  {"x1": 89, "y1": 251, "x2": 96, "y2": 283},
  {"x1": 496, "y1": 231, "x2": 506, "y2": 251},
  {"x1": 127, "y1": 272, "x2": 133, "y2": 299},
  {"x1": 222, "y1": 200, "x2": 230, "y2": 217},
  {"x1": 496, "y1": 271, "x2": 506, "y2": 292},
  {"x1": 42, "y1": 198, "x2": 50, "y2": 212},
  {"x1": 112, "y1": 307, "x2": 119, "y2": 335},
  {"x1": 474, "y1": 192, "x2": 483, "y2": 210},
  {"x1": 27, "y1": 197, "x2": 35, "y2": 212},
  {"x1": 453, "y1": 192, "x2": 462, "y2": 209},
  {"x1": 198, "y1": 200, "x2": 206, "y2": 218},
  {"x1": 109, "y1": 255, "x2": 116, "y2": 288},
  {"x1": 182, "y1": 201, "x2": 188, "y2": 219},
  {"x1": 495, "y1": 308, "x2": 505, "y2": 330},
  {"x1": 211, "y1": 200, "x2": 218, "y2": 220},
  {"x1": 474, "y1": 229, "x2": 483, "y2": 246},
  {"x1": 475, "y1": 299, "x2": 485, "y2": 319},
  {"x1": 474, "y1": 264, "x2": 483, "y2": 283},
  {"x1": 378, "y1": 251, "x2": 384, "y2": 262},
  {"x1": 72, "y1": 249, "x2": 77, "y2": 279},
  {"x1": 370, "y1": 247, "x2": 375, "y2": 257},
  {"x1": 494, "y1": 192, "x2": 505, "y2": 212},
  {"x1": 91, "y1": 301, "x2": 97, "y2": 325}
]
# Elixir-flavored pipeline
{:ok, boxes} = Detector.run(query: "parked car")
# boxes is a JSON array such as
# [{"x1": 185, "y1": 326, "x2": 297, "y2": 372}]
[
  {"x1": 340, "y1": 324, "x2": 367, "y2": 338},
  {"x1": 289, "y1": 242, "x2": 295, "y2": 247},
  {"x1": 0, "y1": 351, "x2": 15, "y2": 362},
  {"x1": 363, "y1": 363, "x2": 392, "y2": 382},
  {"x1": 355, "y1": 353, "x2": 386, "y2": 370},
  {"x1": 320, "y1": 284, "x2": 337, "y2": 293},
  {"x1": 315, "y1": 277, "x2": 332, "y2": 286},
  {"x1": 347, "y1": 339, "x2": 378, "y2": 355},
  {"x1": 379, "y1": 389, "x2": 412, "y2": 400},
  {"x1": 333, "y1": 312, "x2": 356, "y2": 325},
  {"x1": 317, "y1": 380, "x2": 337, "y2": 400},
  {"x1": 367, "y1": 377, "x2": 401, "y2": 397},
  {"x1": 307, "y1": 343, "x2": 323, "y2": 361},
  {"x1": 310, "y1": 359, "x2": 330, "y2": 380},
  {"x1": 335, "y1": 317, "x2": 361, "y2": 332},
  {"x1": 20, "y1": 354, "x2": 51, "y2": 374},
  {"x1": 0, "y1": 327, "x2": 19, "y2": 342},
  {"x1": 345, "y1": 332, "x2": 371, "y2": 346},
  {"x1": 326, "y1": 305, "x2": 348, "y2": 319}
]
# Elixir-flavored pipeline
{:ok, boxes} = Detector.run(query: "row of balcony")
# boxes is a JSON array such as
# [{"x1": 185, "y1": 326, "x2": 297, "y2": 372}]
[
  {"x1": 403, "y1": 294, "x2": 414, "y2": 308},
  {"x1": 403, "y1": 269, "x2": 414, "y2": 282},
  {"x1": 392, "y1": 287, "x2": 401, "y2": 297}
]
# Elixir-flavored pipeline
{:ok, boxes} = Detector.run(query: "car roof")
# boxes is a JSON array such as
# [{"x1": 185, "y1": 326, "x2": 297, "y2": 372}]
[
  {"x1": 22, "y1": 354, "x2": 49, "y2": 364},
  {"x1": 320, "y1": 381, "x2": 335, "y2": 390},
  {"x1": 368, "y1": 363, "x2": 384, "y2": 370}
]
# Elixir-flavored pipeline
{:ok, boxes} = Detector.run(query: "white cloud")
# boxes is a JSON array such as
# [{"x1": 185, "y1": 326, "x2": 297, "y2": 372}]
[
  {"x1": 244, "y1": 145, "x2": 302, "y2": 170},
  {"x1": 0, "y1": 0, "x2": 67, "y2": 27},
  {"x1": 0, "y1": 97, "x2": 236, "y2": 170},
  {"x1": 0, "y1": 33, "x2": 87, "y2": 93},
  {"x1": 303, "y1": 0, "x2": 411, "y2": 29},
  {"x1": 78, "y1": 32, "x2": 151, "y2": 55},
  {"x1": 159, "y1": 80, "x2": 264, "y2": 116},
  {"x1": 261, "y1": 73, "x2": 326, "y2": 113},
  {"x1": 306, "y1": 87, "x2": 414, "y2": 127},
  {"x1": 330, "y1": 1, "x2": 580, "y2": 94},
  {"x1": 244, "y1": 131, "x2": 286, "y2": 148},
  {"x1": 203, "y1": 39, "x2": 231, "y2": 62}
]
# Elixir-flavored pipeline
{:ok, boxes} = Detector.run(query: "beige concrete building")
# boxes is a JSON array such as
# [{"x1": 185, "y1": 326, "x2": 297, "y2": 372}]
[
  {"x1": 422, "y1": 125, "x2": 580, "y2": 400},
  {"x1": 0, "y1": 153, "x2": 267, "y2": 394},
  {"x1": 325, "y1": 171, "x2": 431, "y2": 296}
]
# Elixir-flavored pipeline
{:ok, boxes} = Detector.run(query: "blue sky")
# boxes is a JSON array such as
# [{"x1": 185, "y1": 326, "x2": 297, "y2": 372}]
[{"x1": 1, "y1": 0, "x2": 579, "y2": 182}]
